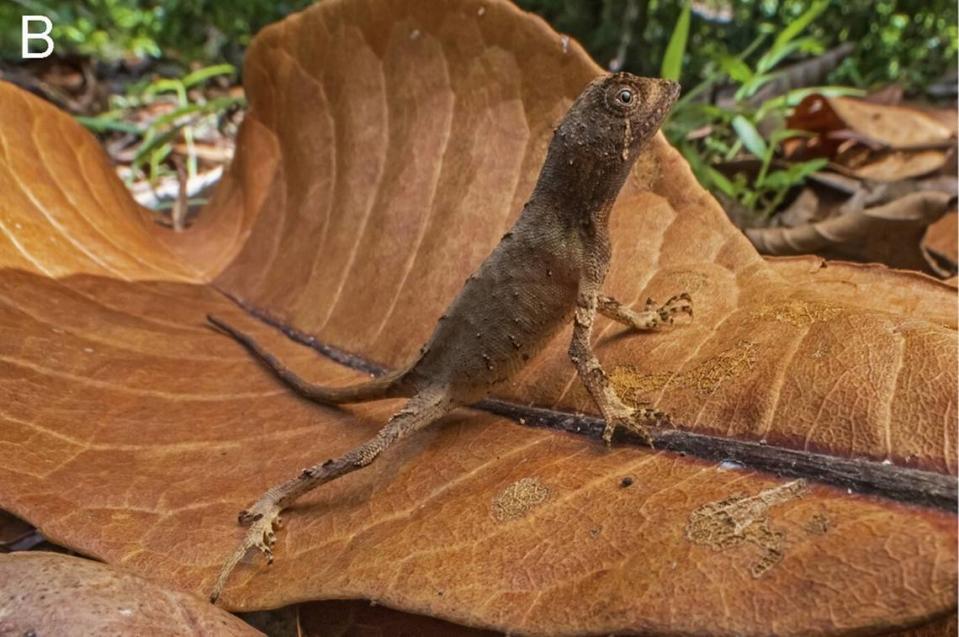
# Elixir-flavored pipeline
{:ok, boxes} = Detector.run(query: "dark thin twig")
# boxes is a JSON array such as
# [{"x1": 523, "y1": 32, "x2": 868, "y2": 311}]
[{"x1": 215, "y1": 290, "x2": 958, "y2": 512}]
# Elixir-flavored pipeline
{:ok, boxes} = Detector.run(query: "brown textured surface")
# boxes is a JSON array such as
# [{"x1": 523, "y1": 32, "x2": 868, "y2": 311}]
[
  {"x1": 924, "y1": 211, "x2": 958, "y2": 265},
  {"x1": 883, "y1": 613, "x2": 958, "y2": 637},
  {"x1": 0, "y1": 0, "x2": 955, "y2": 635},
  {"x1": 0, "y1": 552, "x2": 261, "y2": 636},
  {"x1": 746, "y1": 191, "x2": 954, "y2": 275},
  {"x1": 299, "y1": 600, "x2": 502, "y2": 636}
]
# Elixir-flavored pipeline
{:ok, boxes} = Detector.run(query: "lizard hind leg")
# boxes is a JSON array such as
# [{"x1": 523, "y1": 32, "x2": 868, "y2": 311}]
[
  {"x1": 209, "y1": 387, "x2": 454, "y2": 603},
  {"x1": 208, "y1": 314, "x2": 407, "y2": 404}
]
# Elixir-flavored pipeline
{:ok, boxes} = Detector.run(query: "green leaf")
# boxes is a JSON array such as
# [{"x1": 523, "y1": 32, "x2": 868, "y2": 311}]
[
  {"x1": 718, "y1": 55, "x2": 754, "y2": 84},
  {"x1": 732, "y1": 115, "x2": 768, "y2": 158},
  {"x1": 770, "y1": 1, "x2": 829, "y2": 56},
  {"x1": 75, "y1": 116, "x2": 142, "y2": 135},
  {"x1": 757, "y1": 36, "x2": 824, "y2": 73},
  {"x1": 661, "y1": 2, "x2": 692, "y2": 81},
  {"x1": 734, "y1": 73, "x2": 774, "y2": 101},
  {"x1": 763, "y1": 158, "x2": 828, "y2": 189},
  {"x1": 144, "y1": 78, "x2": 185, "y2": 98},
  {"x1": 706, "y1": 166, "x2": 737, "y2": 197},
  {"x1": 680, "y1": 144, "x2": 737, "y2": 198},
  {"x1": 784, "y1": 157, "x2": 829, "y2": 181},
  {"x1": 147, "y1": 96, "x2": 243, "y2": 130},
  {"x1": 132, "y1": 127, "x2": 181, "y2": 168},
  {"x1": 181, "y1": 64, "x2": 237, "y2": 89}
]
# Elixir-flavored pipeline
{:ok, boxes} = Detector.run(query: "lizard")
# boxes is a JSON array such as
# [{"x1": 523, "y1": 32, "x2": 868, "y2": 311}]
[{"x1": 207, "y1": 71, "x2": 690, "y2": 602}]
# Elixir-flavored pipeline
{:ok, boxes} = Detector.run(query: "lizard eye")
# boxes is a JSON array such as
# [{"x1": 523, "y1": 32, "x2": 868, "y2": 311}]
[{"x1": 616, "y1": 88, "x2": 634, "y2": 105}]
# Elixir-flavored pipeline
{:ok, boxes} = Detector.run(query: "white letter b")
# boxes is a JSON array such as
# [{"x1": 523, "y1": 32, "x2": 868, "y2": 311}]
[{"x1": 22, "y1": 16, "x2": 54, "y2": 59}]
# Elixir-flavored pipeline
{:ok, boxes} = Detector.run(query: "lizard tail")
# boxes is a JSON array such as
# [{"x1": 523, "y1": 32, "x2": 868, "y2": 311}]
[{"x1": 207, "y1": 314, "x2": 405, "y2": 404}]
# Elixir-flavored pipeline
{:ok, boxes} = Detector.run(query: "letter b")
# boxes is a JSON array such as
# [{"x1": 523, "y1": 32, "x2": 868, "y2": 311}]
[{"x1": 22, "y1": 16, "x2": 54, "y2": 59}]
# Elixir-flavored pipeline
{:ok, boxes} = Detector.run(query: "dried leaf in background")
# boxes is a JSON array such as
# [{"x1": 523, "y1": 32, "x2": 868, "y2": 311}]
[
  {"x1": 745, "y1": 190, "x2": 954, "y2": 273},
  {"x1": 923, "y1": 211, "x2": 959, "y2": 276},
  {"x1": 786, "y1": 94, "x2": 957, "y2": 181}
]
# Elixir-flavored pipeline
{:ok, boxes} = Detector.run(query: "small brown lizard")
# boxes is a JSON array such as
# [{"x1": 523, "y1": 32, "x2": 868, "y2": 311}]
[{"x1": 208, "y1": 72, "x2": 690, "y2": 601}]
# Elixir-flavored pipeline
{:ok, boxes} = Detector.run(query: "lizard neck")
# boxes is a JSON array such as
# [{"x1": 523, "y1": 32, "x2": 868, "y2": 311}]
[{"x1": 527, "y1": 120, "x2": 636, "y2": 231}]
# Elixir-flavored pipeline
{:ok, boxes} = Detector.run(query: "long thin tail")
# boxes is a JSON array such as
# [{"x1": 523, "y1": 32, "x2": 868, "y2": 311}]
[{"x1": 207, "y1": 314, "x2": 404, "y2": 404}]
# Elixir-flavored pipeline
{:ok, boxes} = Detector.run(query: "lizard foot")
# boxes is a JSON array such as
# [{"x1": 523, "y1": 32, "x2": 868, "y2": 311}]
[
  {"x1": 209, "y1": 495, "x2": 284, "y2": 603},
  {"x1": 602, "y1": 407, "x2": 670, "y2": 447},
  {"x1": 643, "y1": 292, "x2": 693, "y2": 327}
]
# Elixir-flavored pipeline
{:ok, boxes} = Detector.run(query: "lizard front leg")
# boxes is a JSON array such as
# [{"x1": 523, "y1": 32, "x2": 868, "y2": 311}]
[
  {"x1": 597, "y1": 292, "x2": 692, "y2": 330},
  {"x1": 568, "y1": 289, "x2": 669, "y2": 446}
]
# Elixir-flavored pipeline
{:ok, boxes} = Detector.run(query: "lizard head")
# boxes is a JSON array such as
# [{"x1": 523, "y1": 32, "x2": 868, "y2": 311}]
[
  {"x1": 532, "y1": 72, "x2": 679, "y2": 218},
  {"x1": 579, "y1": 72, "x2": 680, "y2": 161}
]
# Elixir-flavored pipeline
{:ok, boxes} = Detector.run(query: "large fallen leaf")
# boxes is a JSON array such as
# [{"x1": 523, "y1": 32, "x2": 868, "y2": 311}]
[
  {"x1": 0, "y1": 552, "x2": 260, "y2": 636},
  {"x1": 745, "y1": 190, "x2": 953, "y2": 273},
  {"x1": 0, "y1": 0, "x2": 955, "y2": 635}
]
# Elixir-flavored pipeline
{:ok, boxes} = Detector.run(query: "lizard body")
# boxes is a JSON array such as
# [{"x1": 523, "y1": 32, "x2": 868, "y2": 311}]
[{"x1": 209, "y1": 72, "x2": 689, "y2": 601}]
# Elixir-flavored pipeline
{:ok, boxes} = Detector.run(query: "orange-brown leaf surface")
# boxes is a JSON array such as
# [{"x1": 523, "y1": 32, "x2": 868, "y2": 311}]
[
  {"x1": 924, "y1": 211, "x2": 958, "y2": 272},
  {"x1": 0, "y1": 0, "x2": 955, "y2": 635},
  {"x1": 0, "y1": 552, "x2": 261, "y2": 636}
]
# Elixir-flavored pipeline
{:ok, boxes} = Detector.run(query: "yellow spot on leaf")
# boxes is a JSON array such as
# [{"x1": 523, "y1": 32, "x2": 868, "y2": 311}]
[
  {"x1": 751, "y1": 299, "x2": 844, "y2": 328},
  {"x1": 685, "y1": 479, "x2": 807, "y2": 578},
  {"x1": 611, "y1": 340, "x2": 758, "y2": 400},
  {"x1": 491, "y1": 477, "x2": 550, "y2": 522}
]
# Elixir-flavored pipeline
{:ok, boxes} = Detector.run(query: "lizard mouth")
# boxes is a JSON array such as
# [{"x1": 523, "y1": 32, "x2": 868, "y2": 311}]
[{"x1": 661, "y1": 79, "x2": 681, "y2": 103}]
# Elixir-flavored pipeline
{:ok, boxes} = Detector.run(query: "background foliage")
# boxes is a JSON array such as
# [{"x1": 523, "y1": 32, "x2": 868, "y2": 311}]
[
  {"x1": 3, "y1": 0, "x2": 953, "y2": 93},
  {"x1": 1, "y1": 0, "x2": 955, "y2": 222},
  {"x1": 519, "y1": 0, "x2": 957, "y2": 93}
]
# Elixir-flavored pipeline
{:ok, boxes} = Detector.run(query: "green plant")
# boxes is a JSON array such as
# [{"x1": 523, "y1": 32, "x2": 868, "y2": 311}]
[
  {"x1": 515, "y1": 0, "x2": 957, "y2": 95},
  {"x1": 76, "y1": 63, "x2": 243, "y2": 184},
  {"x1": 1, "y1": 0, "x2": 314, "y2": 63},
  {"x1": 662, "y1": 2, "x2": 860, "y2": 219}
]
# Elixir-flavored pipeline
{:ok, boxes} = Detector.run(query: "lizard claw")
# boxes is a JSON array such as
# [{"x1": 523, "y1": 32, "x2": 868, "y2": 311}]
[
  {"x1": 211, "y1": 496, "x2": 285, "y2": 603},
  {"x1": 631, "y1": 293, "x2": 693, "y2": 331},
  {"x1": 659, "y1": 293, "x2": 693, "y2": 321},
  {"x1": 602, "y1": 407, "x2": 669, "y2": 447}
]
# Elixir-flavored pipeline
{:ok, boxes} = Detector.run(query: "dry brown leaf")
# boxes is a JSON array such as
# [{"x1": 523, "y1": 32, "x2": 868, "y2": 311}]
[
  {"x1": 299, "y1": 600, "x2": 501, "y2": 637},
  {"x1": 787, "y1": 95, "x2": 956, "y2": 181},
  {"x1": 883, "y1": 614, "x2": 958, "y2": 637},
  {"x1": 923, "y1": 211, "x2": 958, "y2": 272},
  {"x1": 789, "y1": 95, "x2": 955, "y2": 150},
  {"x1": 0, "y1": 0, "x2": 955, "y2": 635},
  {"x1": 745, "y1": 191, "x2": 953, "y2": 273},
  {"x1": 0, "y1": 552, "x2": 261, "y2": 636},
  {"x1": 839, "y1": 149, "x2": 952, "y2": 182}
]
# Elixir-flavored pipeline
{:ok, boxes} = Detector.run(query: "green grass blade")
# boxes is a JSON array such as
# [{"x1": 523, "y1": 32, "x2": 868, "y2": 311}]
[
  {"x1": 181, "y1": 64, "x2": 237, "y2": 89},
  {"x1": 732, "y1": 115, "x2": 768, "y2": 158},
  {"x1": 661, "y1": 2, "x2": 692, "y2": 81},
  {"x1": 771, "y1": 1, "x2": 829, "y2": 56}
]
